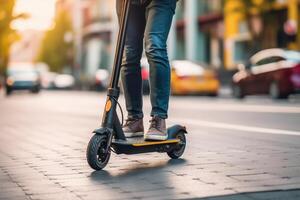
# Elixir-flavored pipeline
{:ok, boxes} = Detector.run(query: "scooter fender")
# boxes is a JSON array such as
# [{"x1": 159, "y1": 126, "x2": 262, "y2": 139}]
[
  {"x1": 93, "y1": 127, "x2": 113, "y2": 136},
  {"x1": 167, "y1": 124, "x2": 187, "y2": 139}
]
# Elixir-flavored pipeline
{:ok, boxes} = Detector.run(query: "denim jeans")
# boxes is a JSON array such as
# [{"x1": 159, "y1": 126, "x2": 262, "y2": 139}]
[{"x1": 116, "y1": 0, "x2": 176, "y2": 119}]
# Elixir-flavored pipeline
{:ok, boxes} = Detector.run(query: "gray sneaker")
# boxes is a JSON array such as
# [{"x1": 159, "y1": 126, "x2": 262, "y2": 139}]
[
  {"x1": 122, "y1": 118, "x2": 144, "y2": 138},
  {"x1": 144, "y1": 116, "x2": 168, "y2": 141}
]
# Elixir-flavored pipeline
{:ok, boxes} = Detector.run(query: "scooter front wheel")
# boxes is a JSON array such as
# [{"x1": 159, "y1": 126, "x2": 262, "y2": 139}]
[{"x1": 86, "y1": 134, "x2": 111, "y2": 170}]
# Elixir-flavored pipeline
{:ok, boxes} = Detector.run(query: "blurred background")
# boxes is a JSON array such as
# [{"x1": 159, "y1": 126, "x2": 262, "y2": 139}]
[
  {"x1": 1, "y1": 2, "x2": 300, "y2": 199},
  {"x1": 0, "y1": 0, "x2": 299, "y2": 98}
]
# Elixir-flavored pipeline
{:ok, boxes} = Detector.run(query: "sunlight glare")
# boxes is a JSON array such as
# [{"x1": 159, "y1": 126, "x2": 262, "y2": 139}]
[{"x1": 11, "y1": 0, "x2": 56, "y2": 31}]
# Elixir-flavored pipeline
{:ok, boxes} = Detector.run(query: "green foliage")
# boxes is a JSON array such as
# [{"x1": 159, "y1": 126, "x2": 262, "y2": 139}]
[
  {"x1": 0, "y1": 0, "x2": 25, "y2": 76},
  {"x1": 37, "y1": 11, "x2": 73, "y2": 73}
]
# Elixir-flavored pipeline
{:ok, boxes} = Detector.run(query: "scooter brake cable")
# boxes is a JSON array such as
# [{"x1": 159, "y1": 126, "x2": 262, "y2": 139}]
[{"x1": 111, "y1": 96, "x2": 124, "y2": 127}]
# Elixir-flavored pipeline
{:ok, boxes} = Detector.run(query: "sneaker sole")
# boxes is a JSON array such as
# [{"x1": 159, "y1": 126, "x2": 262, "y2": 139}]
[
  {"x1": 144, "y1": 134, "x2": 168, "y2": 141},
  {"x1": 124, "y1": 131, "x2": 144, "y2": 138}
]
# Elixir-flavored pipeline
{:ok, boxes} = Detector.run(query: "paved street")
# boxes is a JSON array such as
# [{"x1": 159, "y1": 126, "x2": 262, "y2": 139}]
[{"x1": 0, "y1": 90, "x2": 300, "y2": 200}]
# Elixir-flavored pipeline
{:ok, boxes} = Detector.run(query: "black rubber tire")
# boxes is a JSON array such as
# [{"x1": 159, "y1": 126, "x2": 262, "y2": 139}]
[
  {"x1": 208, "y1": 92, "x2": 218, "y2": 97},
  {"x1": 6, "y1": 88, "x2": 12, "y2": 96},
  {"x1": 31, "y1": 86, "x2": 40, "y2": 94},
  {"x1": 167, "y1": 132, "x2": 186, "y2": 159},
  {"x1": 86, "y1": 134, "x2": 111, "y2": 170},
  {"x1": 232, "y1": 85, "x2": 244, "y2": 99},
  {"x1": 269, "y1": 82, "x2": 288, "y2": 99}
]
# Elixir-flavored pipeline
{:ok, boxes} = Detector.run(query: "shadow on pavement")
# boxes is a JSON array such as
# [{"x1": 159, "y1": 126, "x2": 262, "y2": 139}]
[
  {"x1": 89, "y1": 158, "x2": 187, "y2": 180},
  {"x1": 186, "y1": 189, "x2": 300, "y2": 200},
  {"x1": 89, "y1": 158, "x2": 187, "y2": 198}
]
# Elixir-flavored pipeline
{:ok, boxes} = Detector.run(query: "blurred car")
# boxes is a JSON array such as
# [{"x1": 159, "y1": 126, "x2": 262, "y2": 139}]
[
  {"x1": 5, "y1": 63, "x2": 41, "y2": 95},
  {"x1": 53, "y1": 74, "x2": 75, "y2": 90},
  {"x1": 232, "y1": 49, "x2": 300, "y2": 99},
  {"x1": 35, "y1": 62, "x2": 57, "y2": 89},
  {"x1": 94, "y1": 69, "x2": 109, "y2": 91},
  {"x1": 141, "y1": 57, "x2": 150, "y2": 94},
  {"x1": 170, "y1": 60, "x2": 219, "y2": 96},
  {"x1": 41, "y1": 72, "x2": 57, "y2": 89}
]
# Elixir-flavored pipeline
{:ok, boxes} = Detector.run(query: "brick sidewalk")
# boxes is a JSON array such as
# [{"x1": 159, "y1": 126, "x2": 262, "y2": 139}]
[{"x1": 1, "y1": 92, "x2": 300, "y2": 200}]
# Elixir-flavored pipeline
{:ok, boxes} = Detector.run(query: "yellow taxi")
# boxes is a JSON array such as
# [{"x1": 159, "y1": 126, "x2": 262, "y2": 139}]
[{"x1": 171, "y1": 60, "x2": 219, "y2": 96}]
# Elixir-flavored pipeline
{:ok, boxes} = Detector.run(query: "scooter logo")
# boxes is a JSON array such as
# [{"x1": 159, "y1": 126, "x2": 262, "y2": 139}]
[{"x1": 105, "y1": 99, "x2": 112, "y2": 112}]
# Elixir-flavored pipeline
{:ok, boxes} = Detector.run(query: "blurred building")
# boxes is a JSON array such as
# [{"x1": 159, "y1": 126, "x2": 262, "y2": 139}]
[
  {"x1": 169, "y1": 0, "x2": 224, "y2": 69},
  {"x1": 53, "y1": 0, "x2": 118, "y2": 86},
  {"x1": 81, "y1": 0, "x2": 117, "y2": 80},
  {"x1": 169, "y1": 0, "x2": 299, "y2": 70},
  {"x1": 224, "y1": 0, "x2": 300, "y2": 69},
  {"x1": 71, "y1": 0, "x2": 299, "y2": 86},
  {"x1": 55, "y1": 0, "x2": 83, "y2": 76},
  {"x1": 9, "y1": 30, "x2": 43, "y2": 63}
]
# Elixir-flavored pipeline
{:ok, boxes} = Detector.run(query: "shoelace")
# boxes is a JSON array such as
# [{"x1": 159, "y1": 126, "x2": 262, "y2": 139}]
[
  {"x1": 124, "y1": 118, "x2": 138, "y2": 126},
  {"x1": 149, "y1": 118, "x2": 161, "y2": 130}
]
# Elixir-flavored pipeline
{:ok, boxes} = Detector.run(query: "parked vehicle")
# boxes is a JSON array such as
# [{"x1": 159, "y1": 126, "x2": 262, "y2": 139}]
[
  {"x1": 232, "y1": 49, "x2": 300, "y2": 99},
  {"x1": 170, "y1": 60, "x2": 219, "y2": 96},
  {"x1": 53, "y1": 74, "x2": 75, "y2": 89},
  {"x1": 141, "y1": 57, "x2": 150, "y2": 94},
  {"x1": 94, "y1": 69, "x2": 109, "y2": 91},
  {"x1": 5, "y1": 63, "x2": 41, "y2": 95},
  {"x1": 41, "y1": 72, "x2": 57, "y2": 89},
  {"x1": 35, "y1": 62, "x2": 56, "y2": 89}
]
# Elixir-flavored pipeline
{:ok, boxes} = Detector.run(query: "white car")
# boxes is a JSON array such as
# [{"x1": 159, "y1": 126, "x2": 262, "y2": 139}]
[{"x1": 54, "y1": 74, "x2": 75, "y2": 89}]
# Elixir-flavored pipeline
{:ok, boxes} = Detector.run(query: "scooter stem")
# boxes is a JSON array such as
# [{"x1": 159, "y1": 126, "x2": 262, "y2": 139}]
[
  {"x1": 109, "y1": 0, "x2": 131, "y2": 89},
  {"x1": 100, "y1": 0, "x2": 131, "y2": 134}
]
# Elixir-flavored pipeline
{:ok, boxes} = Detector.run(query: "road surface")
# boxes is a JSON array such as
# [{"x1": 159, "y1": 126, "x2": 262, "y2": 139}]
[{"x1": 0, "y1": 91, "x2": 300, "y2": 200}]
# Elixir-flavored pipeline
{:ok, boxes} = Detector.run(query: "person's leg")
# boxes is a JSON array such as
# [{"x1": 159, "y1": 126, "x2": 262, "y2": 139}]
[
  {"x1": 144, "y1": 0, "x2": 176, "y2": 141},
  {"x1": 116, "y1": 1, "x2": 146, "y2": 120},
  {"x1": 144, "y1": 0, "x2": 176, "y2": 119}
]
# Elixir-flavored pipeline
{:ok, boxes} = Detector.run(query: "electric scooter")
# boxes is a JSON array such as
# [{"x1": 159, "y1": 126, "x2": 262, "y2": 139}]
[{"x1": 86, "y1": 0, "x2": 187, "y2": 171}]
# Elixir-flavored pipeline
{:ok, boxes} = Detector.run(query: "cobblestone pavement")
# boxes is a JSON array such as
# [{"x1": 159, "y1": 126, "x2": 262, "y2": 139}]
[{"x1": 0, "y1": 91, "x2": 300, "y2": 200}]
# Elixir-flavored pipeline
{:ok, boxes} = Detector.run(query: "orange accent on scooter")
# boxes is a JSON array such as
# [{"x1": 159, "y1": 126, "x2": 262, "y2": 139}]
[{"x1": 105, "y1": 100, "x2": 112, "y2": 112}]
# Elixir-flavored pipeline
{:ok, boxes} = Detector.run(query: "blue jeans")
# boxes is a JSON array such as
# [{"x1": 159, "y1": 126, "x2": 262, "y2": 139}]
[{"x1": 116, "y1": 0, "x2": 176, "y2": 119}]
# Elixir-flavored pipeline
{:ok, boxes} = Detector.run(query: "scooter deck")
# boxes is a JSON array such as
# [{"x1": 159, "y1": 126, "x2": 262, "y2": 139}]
[
  {"x1": 113, "y1": 137, "x2": 180, "y2": 147},
  {"x1": 111, "y1": 137, "x2": 180, "y2": 155}
]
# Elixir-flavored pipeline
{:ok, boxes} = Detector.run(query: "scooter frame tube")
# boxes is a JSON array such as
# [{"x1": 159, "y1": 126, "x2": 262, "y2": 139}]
[
  {"x1": 99, "y1": 0, "x2": 131, "y2": 140},
  {"x1": 110, "y1": 0, "x2": 130, "y2": 89}
]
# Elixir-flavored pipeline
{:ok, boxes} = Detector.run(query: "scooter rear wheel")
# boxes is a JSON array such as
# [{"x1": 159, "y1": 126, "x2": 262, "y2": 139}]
[
  {"x1": 167, "y1": 132, "x2": 186, "y2": 159},
  {"x1": 86, "y1": 134, "x2": 111, "y2": 170}
]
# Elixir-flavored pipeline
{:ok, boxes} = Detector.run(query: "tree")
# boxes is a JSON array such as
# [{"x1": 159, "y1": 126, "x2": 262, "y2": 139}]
[
  {"x1": 37, "y1": 10, "x2": 73, "y2": 73},
  {"x1": 0, "y1": 0, "x2": 27, "y2": 76}
]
